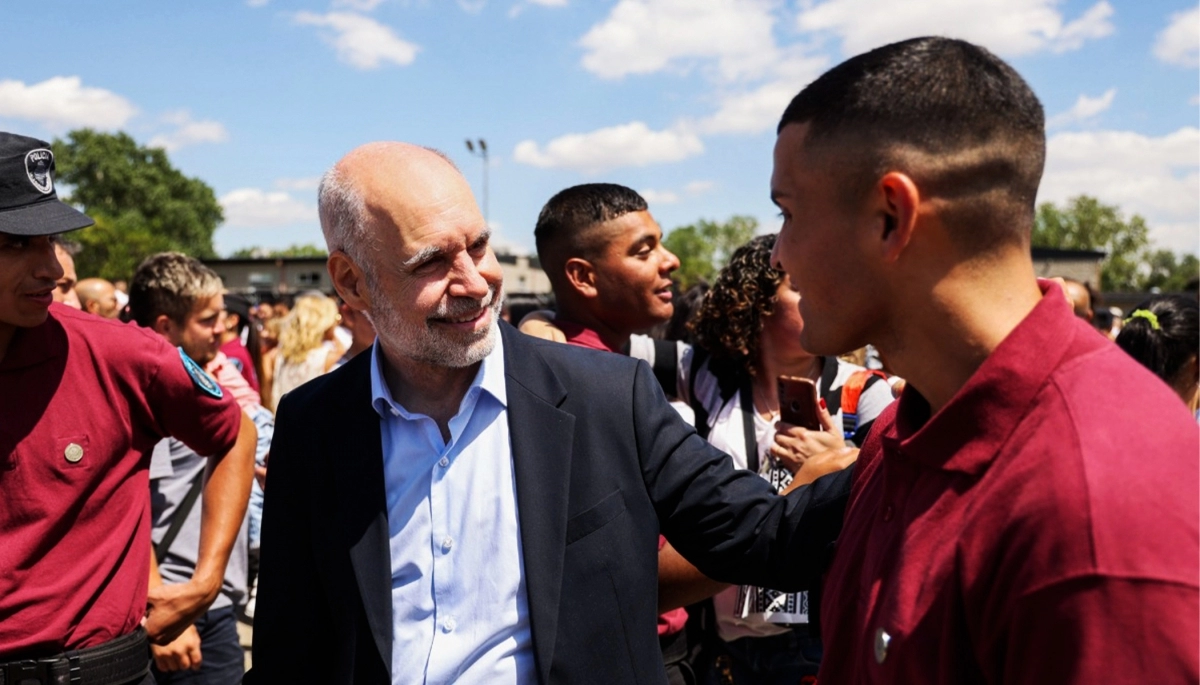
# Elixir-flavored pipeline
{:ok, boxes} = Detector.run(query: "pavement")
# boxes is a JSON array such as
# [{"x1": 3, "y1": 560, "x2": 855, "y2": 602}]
[{"x1": 237, "y1": 620, "x2": 252, "y2": 671}]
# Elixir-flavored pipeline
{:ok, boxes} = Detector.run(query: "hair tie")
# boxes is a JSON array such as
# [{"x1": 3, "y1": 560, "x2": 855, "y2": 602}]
[{"x1": 1129, "y1": 309, "x2": 1160, "y2": 330}]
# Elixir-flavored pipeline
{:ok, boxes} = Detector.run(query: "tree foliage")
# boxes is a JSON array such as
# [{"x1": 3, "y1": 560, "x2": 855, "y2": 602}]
[
  {"x1": 1031, "y1": 195, "x2": 1198, "y2": 292},
  {"x1": 230, "y1": 244, "x2": 329, "y2": 258},
  {"x1": 664, "y1": 215, "x2": 759, "y2": 289},
  {"x1": 52, "y1": 129, "x2": 223, "y2": 281}
]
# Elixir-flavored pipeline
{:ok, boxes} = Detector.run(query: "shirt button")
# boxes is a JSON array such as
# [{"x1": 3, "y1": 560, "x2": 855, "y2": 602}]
[
  {"x1": 442, "y1": 537, "x2": 453, "y2": 552},
  {"x1": 443, "y1": 617, "x2": 456, "y2": 633},
  {"x1": 438, "y1": 457, "x2": 449, "y2": 468},
  {"x1": 882, "y1": 504, "x2": 895, "y2": 522},
  {"x1": 390, "y1": 407, "x2": 400, "y2": 417},
  {"x1": 874, "y1": 627, "x2": 891, "y2": 663}
]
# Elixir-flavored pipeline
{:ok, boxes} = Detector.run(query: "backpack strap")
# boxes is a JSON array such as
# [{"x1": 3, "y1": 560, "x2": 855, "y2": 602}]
[
  {"x1": 155, "y1": 470, "x2": 205, "y2": 565},
  {"x1": 687, "y1": 347, "x2": 712, "y2": 441},
  {"x1": 839, "y1": 369, "x2": 889, "y2": 440},
  {"x1": 737, "y1": 379, "x2": 758, "y2": 474},
  {"x1": 650, "y1": 339, "x2": 679, "y2": 398}
]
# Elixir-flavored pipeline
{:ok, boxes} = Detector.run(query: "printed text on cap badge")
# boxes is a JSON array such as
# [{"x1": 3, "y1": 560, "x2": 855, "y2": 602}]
[{"x1": 25, "y1": 149, "x2": 53, "y2": 195}]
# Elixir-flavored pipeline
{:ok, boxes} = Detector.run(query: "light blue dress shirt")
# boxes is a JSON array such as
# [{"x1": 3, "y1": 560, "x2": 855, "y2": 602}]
[{"x1": 369, "y1": 333, "x2": 535, "y2": 685}]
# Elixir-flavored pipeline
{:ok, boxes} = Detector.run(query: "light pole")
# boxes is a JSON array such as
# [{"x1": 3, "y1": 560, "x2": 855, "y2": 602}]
[{"x1": 464, "y1": 138, "x2": 489, "y2": 227}]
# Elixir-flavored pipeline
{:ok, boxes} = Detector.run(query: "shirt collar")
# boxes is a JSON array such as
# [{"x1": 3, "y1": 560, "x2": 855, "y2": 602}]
[
  {"x1": 369, "y1": 327, "x2": 507, "y2": 420},
  {"x1": 554, "y1": 317, "x2": 621, "y2": 353},
  {"x1": 0, "y1": 305, "x2": 68, "y2": 371},
  {"x1": 883, "y1": 279, "x2": 1084, "y2": 475}
]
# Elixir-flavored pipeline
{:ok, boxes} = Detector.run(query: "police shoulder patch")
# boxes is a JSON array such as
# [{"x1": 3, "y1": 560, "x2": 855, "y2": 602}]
[{"x1": 179, "y1": 347, "x2": 223, "y2": 399}]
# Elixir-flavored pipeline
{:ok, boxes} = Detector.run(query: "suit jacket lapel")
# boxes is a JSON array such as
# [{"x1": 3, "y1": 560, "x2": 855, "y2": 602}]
[
  {"x1": 330, "y1": 352, "x2": 393, "y2": 676},
  {"x1": 501, "y1": 325, "x2": 574, "y2": 684}
]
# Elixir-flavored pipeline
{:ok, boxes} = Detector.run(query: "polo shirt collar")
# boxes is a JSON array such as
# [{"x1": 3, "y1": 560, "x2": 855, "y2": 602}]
[
  {"x1": 0, "y1": 306, "x2": 66, "y2": 371},
  {"x1": 553, "y1": 317, "x2": 620, "y2": 353},
  {"x1": 884, "y1": 279, "x2": 1079, "y2": 475},
  {"x1": 369, "y1": 326, "x2": 507, "y2": 420}
]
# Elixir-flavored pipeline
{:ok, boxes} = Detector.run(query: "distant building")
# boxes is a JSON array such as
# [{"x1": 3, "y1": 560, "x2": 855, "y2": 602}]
[
  {"x1": 203, "y1": 252, "x2": 551, "y2": 299},
  {"x1": 1031, "y1": 247, "x2": 1105, "y2": 288}
]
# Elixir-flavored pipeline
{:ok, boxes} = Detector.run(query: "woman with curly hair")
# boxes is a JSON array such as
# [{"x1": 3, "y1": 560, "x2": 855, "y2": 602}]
[
  {"x1": 262, "y1": 293, "x2": 345, "y2": 411},
  {"x1": 682, "y1": 233, "x2": 893, "y2": 685}
]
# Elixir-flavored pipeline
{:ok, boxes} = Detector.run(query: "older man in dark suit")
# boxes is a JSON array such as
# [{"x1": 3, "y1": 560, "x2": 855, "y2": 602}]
[{"x1": 245, "y1": 143, "x2": 849, "y2": 685}]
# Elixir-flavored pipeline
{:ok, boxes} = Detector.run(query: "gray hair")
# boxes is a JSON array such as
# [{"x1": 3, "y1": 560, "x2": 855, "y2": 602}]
[{"x1": 317, "y1": 165, "x2": 377, "y2": 277}]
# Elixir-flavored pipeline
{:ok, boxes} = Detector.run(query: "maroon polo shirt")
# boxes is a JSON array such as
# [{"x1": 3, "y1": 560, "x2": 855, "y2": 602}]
[
  {"x1": 819, "y1": 281, "x2": 1200, "y2": 683},
  {"x1": 0, "y1": 305, "x2": 242, "y2": 658},
  {"x1": 220, "y1": 337, "x2": 259, "y2": 393}
]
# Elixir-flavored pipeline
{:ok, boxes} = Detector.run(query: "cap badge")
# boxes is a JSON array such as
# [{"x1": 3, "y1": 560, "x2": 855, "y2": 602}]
[
  {"x1": 64, "y1": 443, "x2": 84, "y2": 463},
  {"x1": 25, "y1": 149, "x2": 53, "y2": 195}
]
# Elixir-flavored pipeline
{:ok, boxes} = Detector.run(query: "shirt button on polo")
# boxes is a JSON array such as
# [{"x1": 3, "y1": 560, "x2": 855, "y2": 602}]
[
  {"x1": 442, "y1": 537, "x2": 454, "y2": 552},
  {"x1": 443, "y1": 617, "x2": 457, "y2": 633},
  {"x1": 438, "y1": 457, "x2": 449, "y2": 468},
  {"x1": 389, "y1": 407, "x2": 400, "y2": 417},
  {"x1": 882, "y1": 504, "x2": 895, "y2": 522},
  {"x1": 874, "y1": 627, "x2": 891, "y2": 663}
]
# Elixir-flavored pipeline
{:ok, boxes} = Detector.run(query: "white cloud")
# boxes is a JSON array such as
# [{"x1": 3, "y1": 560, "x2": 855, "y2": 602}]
[
  {"x1": 796, "y1": 0, "x2": 1114, "y2": 57},
  {"x1": 293, "y1": 12, "x2": 419, "y2": 69},
  {"x1": 580, "y1": 0, "x2": 778, "y2": 81},
  {"x1": 640, "y1": 189, "x2": 680, "y2": 204},
  {"x1": 220, "y1": 188, "x2": 315, "y2": 228},
  {"x1": 148, "y1": 110, "x2": 228, "y2": 152},
  {"x1": 1154, "y1": 7, "x2": 1199, "y2": 68},
  {"x1": 513, "y1": 121, "x2": 704, "y2": 173},
  {"x1": 1046, "y1": 88, "x2": 1116, "y2": 128},
  {"x1": 333, "y1": 0, "x2": 386, "y2": 10},
  {"x1": 0, "y1": 76, "x2": 137, "y2": 131},
  {"x1": 1040, "y1": 127, "x2": 1200, "y2": 253},
  {"x1": 684, "y1": 180, "x2": 715, "y2": 195},
  {"x1": 274, "y1": 176, "x2": 322, "y2": 192},
  {"x1": 246, "y1": 0, "x2": 269, "y2": 6},
  {"x1": 1191, "y1": 94, "x2": 1200, "y2": 106},
  {"x1": 693, "y1": 52, "x2": 828, "y2": 135}
]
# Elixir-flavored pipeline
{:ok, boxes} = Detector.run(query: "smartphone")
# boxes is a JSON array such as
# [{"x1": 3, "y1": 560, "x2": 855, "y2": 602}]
[{"x1": 778, "y1": 376, "x2": 821, "y2": 430}]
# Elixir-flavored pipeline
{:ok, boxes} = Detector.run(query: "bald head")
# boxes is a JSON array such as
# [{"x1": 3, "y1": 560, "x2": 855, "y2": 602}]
[
  {"x1": 319, "y1": 143, "x2": 476, "y2": 275},
  {"x1": 77, "y1": 278, "x2": 120, "y2": 318}
]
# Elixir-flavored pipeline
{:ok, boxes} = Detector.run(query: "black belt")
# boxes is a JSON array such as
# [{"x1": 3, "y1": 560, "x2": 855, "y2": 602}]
[{"x1": 0, "y1": 628, "x2": 149, "y2": 685}]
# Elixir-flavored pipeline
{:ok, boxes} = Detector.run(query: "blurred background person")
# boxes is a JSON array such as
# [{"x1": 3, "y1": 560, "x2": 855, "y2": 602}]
[
  {"x1": 76, "y1": 277, "x2": 121, "y2": 319},
  {"x1": 332, "y1": 298, "x2": 376, "y2": 368},
  {"x1": 219, "y1": 293, "x2": 261, "y2": 394},
  {"x1": 1116, "y1": 295, "x2": 1199, "y2": 418},
  {"x1": 683, "y1": 234, "x2": 893, "y2": 684},
  {"x1": 52, "y1": 240, "x2": 80, "y2": 309},
  {"x1": 263, "y1": 293, "x2": 344, "y2": 411}
]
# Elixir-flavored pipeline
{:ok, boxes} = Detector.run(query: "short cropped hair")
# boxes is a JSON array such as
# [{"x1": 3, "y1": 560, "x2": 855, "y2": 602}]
[
  {"x1": 128, "y1": 252, "x2": 224, "y2": 327},
  {"x1": 778, "y1": 36, "x2": 1046, "y2": 246},
  {"x1": 534, "y1": 183, "x2": 648, "y2": 288}
]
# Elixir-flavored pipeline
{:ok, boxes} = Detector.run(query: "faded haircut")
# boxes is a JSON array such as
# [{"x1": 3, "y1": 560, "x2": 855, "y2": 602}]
[
  {"x1": 534, "y1": 183, "x2": 648, "y2": 289},
  {"x1": 778, "y1": 36, "x2": 1046, "y2": 248},
  {"x1": 128, "y1": 252, "x2": 224, "y2": 327}
]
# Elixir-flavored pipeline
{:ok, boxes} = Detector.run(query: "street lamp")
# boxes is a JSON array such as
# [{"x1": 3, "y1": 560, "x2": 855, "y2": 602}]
[{"x1": 464, "y1": 138, "x2": 489, "y2": 227}]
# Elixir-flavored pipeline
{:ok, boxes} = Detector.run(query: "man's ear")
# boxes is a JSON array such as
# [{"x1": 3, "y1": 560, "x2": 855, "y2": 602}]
[
  {"x1": 563, "y1": 257, "x2": 599, "y2": 299},
  {"x1": 152, "y1": 314, "x2": 176, "y2": 340},
  {"x1": 877, "y1": 171, "x2": 921, "y2": 262},
  {"x1": 328, "y1": 251, "x2": 370, "y2": 312}
]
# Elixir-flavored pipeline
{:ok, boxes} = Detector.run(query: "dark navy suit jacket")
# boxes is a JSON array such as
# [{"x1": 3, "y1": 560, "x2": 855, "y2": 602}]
[{"x1": 245, "y1": 323, "x2": 850, "y2": 684}]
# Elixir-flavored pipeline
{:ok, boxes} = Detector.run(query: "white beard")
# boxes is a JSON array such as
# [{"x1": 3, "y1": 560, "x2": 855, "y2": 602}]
[{"x1": 364, "y1": 282, "x2": 502, "y2": 369}]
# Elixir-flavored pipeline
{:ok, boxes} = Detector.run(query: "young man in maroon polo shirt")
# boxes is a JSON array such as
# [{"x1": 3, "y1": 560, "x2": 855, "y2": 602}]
[
  {"x1": 769, "y1": 38, "x2": 1199, "y2": 683},
  {"x1": 0, "y1": 131, "x2": 256, "y2": 684}
]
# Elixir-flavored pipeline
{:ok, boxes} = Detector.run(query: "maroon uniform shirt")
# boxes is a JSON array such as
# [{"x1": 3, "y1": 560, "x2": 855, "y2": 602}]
[
  {"x1": 0, "y1": 305, "x2": 243, "y2": 658},
  {"x1": 220, "y1": 337, "x2": 259, "y2": 393},
  {"x1": 819, "y1": 282, "x2": 1200, "y2": 683}
]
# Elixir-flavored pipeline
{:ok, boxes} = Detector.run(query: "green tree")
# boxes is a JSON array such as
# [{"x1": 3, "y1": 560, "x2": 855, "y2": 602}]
[
  {"x1": 664, "y1": 215, "x2": 758, "y2": 289},
  {"x1": 52, "y1": 129, "x2": 223, "y2": 281},
  {"x1": 230, "y1": 244, "x2": 328, "y2": 258},
  {"x1": 1139, "y1": 249, "x2": 1200, "y2": 292},
  {"x1": 1033, "y1": 196, "x2": 1150, "y2": 291}
]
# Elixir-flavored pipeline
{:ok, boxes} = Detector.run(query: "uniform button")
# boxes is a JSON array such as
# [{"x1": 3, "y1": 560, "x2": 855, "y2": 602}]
[
  {"x1": 443, "y1": 617, "x2": 456, "y2": 632},
  {"x1": 874, "y1": 627, "x2": 891, "y2": 664},
  {"x1": 390, "y1": 407, "x2": 400, "y2": 417},
  {"x1": 442, "y1": 537, "x2": 454, "y2": 552},
  {"x1": 882, "y1": 504, "x2": 894, "y2": 522},
  {"x1": 64, "y1": 443, "x2": 84, "y2": 463},
  {"x1": 438, "y1": 457, "x2": 449, "y2": 468}
]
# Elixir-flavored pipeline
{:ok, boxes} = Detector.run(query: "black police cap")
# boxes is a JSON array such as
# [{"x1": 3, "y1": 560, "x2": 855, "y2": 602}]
[{"x1": 0, "y1": 132, "x2": 94, "y2": 237}]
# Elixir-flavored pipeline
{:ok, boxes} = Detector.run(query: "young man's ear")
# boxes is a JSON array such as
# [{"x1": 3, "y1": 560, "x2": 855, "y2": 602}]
[
  {"x1": 152, "y1": 314, "x2": 174, "y2": 337},
  {"x1": 563, "y1": 257, "x2": 599, "y2": 299},
  {"x1": 876, "y1": 171, "x2": 921, "y2": 262},
  {"x1": 328, "y1": 251, "x2": 370, "y2": 312}
]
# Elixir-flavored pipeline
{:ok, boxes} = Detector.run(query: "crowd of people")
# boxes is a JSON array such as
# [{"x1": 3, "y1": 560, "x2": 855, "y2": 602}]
[{"x1": 1, "y1": 36, "x2": 1197, "y2": 685}]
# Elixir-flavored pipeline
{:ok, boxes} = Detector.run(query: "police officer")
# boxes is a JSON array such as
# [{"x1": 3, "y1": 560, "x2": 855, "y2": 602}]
[{"x1": 0, "y1": 131, "x2": 256, "y2": 685}]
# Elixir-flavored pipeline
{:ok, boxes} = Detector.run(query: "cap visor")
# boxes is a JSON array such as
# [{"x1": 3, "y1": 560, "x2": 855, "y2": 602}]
[{"x1": 0, "y1": 198, "x2": 94, "y2": 236}]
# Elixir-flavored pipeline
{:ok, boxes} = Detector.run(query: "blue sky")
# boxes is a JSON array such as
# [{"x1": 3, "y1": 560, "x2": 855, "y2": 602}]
[{"x1": 1, "y1": 0, "x2": 1196, "y2": 257}]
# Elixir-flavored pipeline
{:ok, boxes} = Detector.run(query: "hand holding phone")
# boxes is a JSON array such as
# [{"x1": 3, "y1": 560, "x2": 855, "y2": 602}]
[{"x1": 777, "y1": 376, "x2": 821, "y2": 431}]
